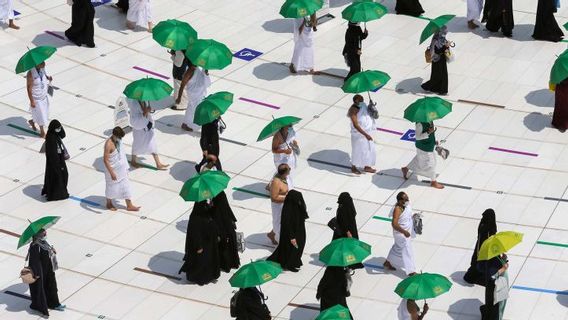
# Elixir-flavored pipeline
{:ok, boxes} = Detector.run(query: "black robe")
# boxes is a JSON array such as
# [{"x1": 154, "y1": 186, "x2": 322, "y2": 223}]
[
  {"x1": 316, "y1": 267, "x2": 353, "y2": 318},
  {"x1": 395, "y1": 0, "x2": 425, "y2": 17},
  {"x1": 235, "y1": 287, "x2": 271, "y2": 320},
  {"x1": 532, "y1": 0, "x2": 564, "y2": 42},
  {"x1": 479, "y1": 256, "x2": 506, "y2": 319},
  {"x1": 28, "y1": 242, "x2": 61, "y2": 316},
  {"x1": 342, "y1": 24, "x2": 368, "y2": 81},
  {"x1": 42, "y1": 120, "x2": 69, "y2": 201},
  {"x1": 332, "y1": 192, "x2": 363, "y2": 269},
  {"x1": 116, "y1": 0, "x2": 128, "y2": 13},
  {"x1": 197, "y1": 118, "x2": 222, "y2": 171},
  {"x1": 482, "y1": 0, "x2": 492, "y2": 22},
  {"x1": 464, "y1": 209, "x2": 497, "y2": 286},
  {"x1": 64, "y1": 0, "x2": 95, "y2": 47},
  {"x1": 421, "y1": 44, "x2": 448, "y2": 95},
  {"x1": 180, "y1": 201, "x2": 221, "y2": 285},
  {"x1": 212, "y1": 191, "x2": 240, "y2": 272},
  {"x1": 553, "y1": 78, "x2": 568, "y2": 131},
  {"x1": 486, "y1": 0, "x2": 514, "y2": 37},
  {"x1": 267, "y1": 190, "x2": 308, "y2": 271}
]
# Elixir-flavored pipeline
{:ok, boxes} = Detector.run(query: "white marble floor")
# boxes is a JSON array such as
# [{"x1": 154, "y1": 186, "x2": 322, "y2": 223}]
[{"x1": 1, "y1": 0, "x2": 567, "y2": 319}]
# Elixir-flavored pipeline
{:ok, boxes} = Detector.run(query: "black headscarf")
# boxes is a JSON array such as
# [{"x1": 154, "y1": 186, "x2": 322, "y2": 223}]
[
  {"x1": 47, "y1": 120, "x2": 66, "y2": 140},
  {"x1": 284, "y1": 190, "x2": 309, "y2": 221},
  {"x1": 478, "y1": 209, "x2": 497, "y2": 245},
  {"x1": 335, "y1": 192, "x2": 359, "y2": 239}
]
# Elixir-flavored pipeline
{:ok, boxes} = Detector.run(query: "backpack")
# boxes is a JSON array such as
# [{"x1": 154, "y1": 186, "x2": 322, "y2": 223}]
[
  {"x1": 230, "y1": 290, "x2": 241, "y2": 318},
  {"x1": 412, "y1": 213, "x2": 423, "y2": 235}
]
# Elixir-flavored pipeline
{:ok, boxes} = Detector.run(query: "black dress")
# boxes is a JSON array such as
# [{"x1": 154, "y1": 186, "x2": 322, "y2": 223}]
[
  {"x1": 180, "y1": 201, "x2": 221, "y2": 285},
  {"x1": 463, "y1": 209, "x2": 497, "y2": 286},
  {"x1": 532, "y1": 0, "x2": 564, "y2": 42},
  {"x1": 342, "y1": 23, "x2": 368, "y2": 81},
  {"x1": 479, "y1": 256, "x2": 506, "y2": 319},
  {"x1": 116, "y1": 0, "x2": 128, "y2": 13},
  {"x1": 64, "y1": 0, "x2": 95, "y2": 47},
  {"x1": 42, "y1": 120, "x2": 69, "y2": 201},
  {"x1": 211, "y1": 191, "x2": 240, "y2": 272},
  {"x1": 486, "y1": 0, "x2": 514, "y2": 37},
  {"x1": 28, "y1": 242, "x2": 61, "y2": 316},
  {"x1": 421, "y1": 45, "x2": 448, "y2": 95},
  {"x1": 316, "y1": 266, "x2": 353, "y2": 318},
  {"x1": 395, "y1": 0, "x2": 425, "y2": 17},
  {"x1": 267, "y1": 190, "x2": 309, "y2": 272},
  {"x1": 196, "y1": 118, "x2": 222, "y2": 171},
  {"x1": 235, "y1": 287, "x2": 271, "y2": 320},
  {"x1": 332, "y1": 192, "x2": 364, "y2": 269}
]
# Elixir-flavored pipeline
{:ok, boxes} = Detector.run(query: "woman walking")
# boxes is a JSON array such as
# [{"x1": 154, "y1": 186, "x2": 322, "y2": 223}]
[
  {"x1": 64, "y1": 0, "x2": 96, "y2": 48},
  {"x1": 42, "y1": 120, "x2": 69, "y2": 201},
  {"x1": 463, "y1": 209, "x2": 497, "y2": 286},
  {"x1": 421, "y1": 26, "x2": 450, "y2": 96}
]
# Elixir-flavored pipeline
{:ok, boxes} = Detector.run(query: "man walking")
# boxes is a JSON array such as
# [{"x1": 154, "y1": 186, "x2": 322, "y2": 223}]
[{"x1": 401, "y1": 121, "x2": 444, "y2": 189}]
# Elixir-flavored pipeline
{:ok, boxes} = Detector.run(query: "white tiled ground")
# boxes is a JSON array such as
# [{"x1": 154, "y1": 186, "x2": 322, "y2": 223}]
[{"x1": 1, "y1": 0, "x2": 568, "y2": 319}]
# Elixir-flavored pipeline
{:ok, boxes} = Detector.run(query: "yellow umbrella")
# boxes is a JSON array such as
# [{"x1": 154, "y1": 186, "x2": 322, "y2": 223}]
[{"x1": 478, "y1": 231, "x2": 523, "y2": 261}]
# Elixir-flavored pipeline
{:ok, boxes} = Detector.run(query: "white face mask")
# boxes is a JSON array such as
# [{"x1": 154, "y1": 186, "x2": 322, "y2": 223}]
[
  {"x1": 288, "y1": 127, "x2": 294, "y2": 135},
  {"x1": 358, "y1": 102, "x2": 366, "y2": 108},
  {"x1": 54, "y1": 127, "x2": 62, "y2": 133},
  {"x1": 404, "y1": 200, "x2": 410, "y2": 207}
]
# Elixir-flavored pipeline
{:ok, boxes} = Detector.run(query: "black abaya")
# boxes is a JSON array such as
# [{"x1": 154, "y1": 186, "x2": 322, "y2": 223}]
[
  {"x1": 196, "y1": 119, "x2": 222, "y2": 171},
  {"x1": 267, "y1": 190, "x2": 308, "y2": 271},
  {"x1": 235, "y1": 287, "x2": 271, "y2": 320},
  {"x1": 42, "y1": 120, "x2": 69, "y2": 201},
  {"x1": 421, "y1": 45, "x2": 448, "y2": 95},
  {"x1": 180, "y1": 201, "x2": 221, "y2": 285},
  {"x1": 28, "y1": 243, "x2": 61, "y2": 316},
  {"x1": 116, "y1": 0, "x2": 129, "y2": 14},
  {"x1": 212, "y1": 191, "x2": 240, "y2": 272},
  {"x1": 342, "y1": 23, "x2": 367, "y2": 81},
  {"x1": 64, "y1": 0, "x2": 95, "y2": 47},
  {"x1": 333, "y1": 192, "x2": 364, "y2": 269},
  {"x1": 395, "y1": 0, "x2": 425, "y2": 17},
  {"x1": 532, "y1": 0, "x2": 564, "y2": 42},
  {"x1": 316, "y1": 267, "x2": 353, "y2": 318},
  {"x1": 486, "y1": 0, "x2": 514, "y2": 37},
  {"x1": 464, "y1": 209, "x2": 497, "y2": 286},
  {"x1": 479, "y1": 256, "x2": 505, "y2": 319}
]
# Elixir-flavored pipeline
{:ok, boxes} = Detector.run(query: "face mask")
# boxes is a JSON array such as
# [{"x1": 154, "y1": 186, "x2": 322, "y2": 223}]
[
  {"x1": 404, "y1": 200, "x2": 410, "y2": 207},
  {"x1": 55, "y1": 127, "x2": 61, "y2": 133},
  {"x1": 288, "y1": 127, "x2": 294, "y2": 135},
  {"x1": 358, "y1": 102, "x2": 366, "y2": 108}
]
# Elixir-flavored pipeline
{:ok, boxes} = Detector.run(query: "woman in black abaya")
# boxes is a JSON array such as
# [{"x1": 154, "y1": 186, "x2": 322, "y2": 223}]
[
  {"x1": 267, "y1": 190, "x2": 309, "y2": 272},
  {"x1": 64, "y1": 0, "x2": 95, "y2": 48},
  {"x1": 332, "y1": 192, "x2": 364, "y2": 269},
  {"x1": 532, "y1": 0, "x2": 564, "y2": 42},
  {"x1": 422, "y1": 26, "x2": 449, "y2": 95},
  {"x1": 42, "y1": 120, "x2": 69, "y2": 201},
  {"x1": 463, "y1": 209, "x2": 497, "y2": 286},
  {"x1": 28, "y1": 229, "x2": 65, "y2": 316},
  {"x1": 486, "y1": 0, "x2": 514, "y2": 37},
  {"x1": 395, "y1": 0, "x2": 425, "y2": 17},
  {"x1": 316, "y1": 266, "x2": 354, "y2": 318},
  {"x1": 180, "y1": 201, "x2": 221, "y2": 285},
  {"x1": 115, "y1": 0, "x2": 128, "y2": 14},
  {"x1": 211, "y1": 191, "x2": 240, "y2": 272}
]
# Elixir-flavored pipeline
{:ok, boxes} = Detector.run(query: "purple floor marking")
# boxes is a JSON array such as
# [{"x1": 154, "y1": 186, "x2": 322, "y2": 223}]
[
  {"x1": 238, "y1": 97, "x2": 280, "y2": 109},
  {"x1": 489, "y1": 146, "x2": 538, "y2": 157},
  {"x1": 45, "y1": 30, "x2": 65, "y2": 40},
  {"x1": 132, "y1": 66, "x2": 170, "y2": 80},
  {"x1": 377, "y1": 127, "x2": 404, "y2": 135}
]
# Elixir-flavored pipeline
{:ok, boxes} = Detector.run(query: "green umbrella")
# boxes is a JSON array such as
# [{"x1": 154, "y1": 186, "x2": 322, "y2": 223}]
[
  {"x1": 395, "y1": 273, "x2": 452, "y2": 300},
  {"x1": 256, "y1": 116, "x2": 302, "y2": 142},
  {"x1": 564, "y1": 22, "x2": 568, "y2": 31},
  {"x1": 17, "y1": 216, "x2": 60, "y2": 249},
  {"x1": 319, "y1": 238, "x2": 371, "y2": 267},
  {"x1": 229, "y1": 260, "x2": 282, "y2": 288},
  {"x1": 15, "y1": 46, "x2": 57, "y2": 74},
  {"x1": 193, "y1": 91, "x2": 234, "y2": 125},
  {"x1": 403, "y1": 97, "x2": 452, "y2": 123},
  {"x1": 179, "y1": 170, "x2": 230, "y2": 201},
  {"x1": 341, "y1": 1, "x2": 387, "y2": 23},
  {"x1": 419, "y1": 14, "x2": 455, "y2": 44},
  {"x1": 123, "y1": 78, "x2": 173, "y2": 101},
  {"x1": 342, "y1": 70, "x2": 391, "y2": 93},
  {"x1": 315, "y1": 304, "x2": 352, "y2": 320},
  {"x1": 186, "y1": 39, "x2": 232, "y2": 70},
  {"x1": 279, "y1": 0, "x2": 323, "y2": 18},
  {"x1": 152, "y1": 19, "x2": 198, "y2": 50},
  {"x1": 550, "y1": 49, "x2": 568, "y2": 85}
]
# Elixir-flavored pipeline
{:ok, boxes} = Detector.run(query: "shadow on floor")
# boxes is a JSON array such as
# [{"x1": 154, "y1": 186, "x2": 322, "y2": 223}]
[
  {"x1": 448, "y1": 298, "x2": 483, "y2": 319},
  {"x1": 557, "y1": 292, "x2": 568, "y2": 307},
  {"x1": 231, "y1": 182, "x2": 270, "y2": 201},
  {"x1": 245, "y1": 233, "x2": 276, "y2": 251},
  {"x1": 252, "y1": 62, "x2": 291, "y2": 81},
  {"x1": 169, "y1": 160, "x2": 197, "y2": 183},
  {"x1": 525, "y1": 89, "x2": 554, "y2": 108},
  {"x1": 147, "y1": 250, "x2": 187, "y2": 284},
  {"x1": 21, "y1": 184, "x2": 45, "y2": 203},
  {"x1": 450, "y1": 271, "x2": 475, "y2": 288},
  {"x1": 312, "y1": 68, "x2": 345, "y2": 88},
  {"x1": 523, "y1": 112, "x2": 552, "y2": 132},
  {"x1": 307, "y1": 149, "x2": 353, "y2": 176},
  {"x1": 0, "y1": 116, "x2": 40, "y2": 139},
  {"x1": 0, "y1": 283, "x2": 37, "y2": 315},
  {"x1": 288, "y1": 303, "x2": 320, "y2": 320},
  {"x1": 395, "y1": 77, "x2": 424, "y2": 95},
  {"x1": 372, "y1": 169, "x2": 406, "y2": 191},
  {"x1": 261, "y1": 18, "x2": 292, "y2": 33}
]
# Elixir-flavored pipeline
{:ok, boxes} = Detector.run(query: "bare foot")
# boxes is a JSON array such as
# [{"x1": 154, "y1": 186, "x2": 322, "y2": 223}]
[
  {"x1": 383, "y1": 260, "x2": 396, "y2": 271},
  {"x1": 351, "y1": 166, "x2": 361, "y2": 175},
  {"x1": 467, "y1": 20, "x2": 479, "y2": 29},
  {"x1": 181, "y1": 123, "x2": 194, "y2": 132},
  {"x1": 130, "y1": 161, "x2": 141, "y2": 168},
  {"x1": 126, "y1": 21, "x2": 135, "y2": 30},
  {"x1": 401, "y1": 167, "x2": 409, "y2": 180},
  {"x1": 127, "y1": 205, "x2": 141, "y2": 211},
  {"x1": 267, "y1": 232, "x2": 278, "y2": 245},
  {"x1": 28, "y1": 120, "x2": 37, "y2": 131},
  {"x1": 364, "y1": 166, "x2": 376, "y2": 173},
  {"x1": 156, "y1": 163, "x2": 170, "y2": 170},
  {"x1": 106, "y1": 204, "x2": 117, "y2": 211},
  {"x1": 431, "y1": 181, "x2": 445, "y2": 189},
  {"x1": 289, "y1": 64, "x2": 297, "y2": 74}
]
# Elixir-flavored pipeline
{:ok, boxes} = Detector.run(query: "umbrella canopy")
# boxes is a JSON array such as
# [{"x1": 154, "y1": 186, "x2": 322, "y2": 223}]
[
  {"x1": 280, "y1": 0, "x2": 323, "y2": 18},
  {"x1": 395, "y1": 273, "x2": 452, "y2": 300},
  {"x1": 319, "y1": 238, "x2": 371, "y2": 267},
  {"x1": 17, "y1": 216, "x2": 61, "y2": 249},
  {"x1": 478, "y1": 231, "x2": 523, "y2": 261},
  {"x1": 550, "y1": 49, "x2": 568, "y2": 85},
  {"x1": 186, "y1": 39, "x2": 232, "y2": 70},
  {"x1": 342, "y1": 70, "x2": 391, "y2": 93},
  {"x1": 179, "y1": 170, "x2": 230, "y2": 202},
  {"x1": 403, "y1": 97, "x2": 452, "y2": 123},
  {"x1": 341, "y1": 0, "x2": 387, "y2": 23},
  {"x1": 419, "y1": 14, "x2": 455, "y2": 44},
  {"x1": 193, "y1": 91, "x2": 234, "y2": 125},
  {"x1": 152, "y1": 19, "x2": 198, "y2": 50},
  {"x1": 15, "y1": 46, "x2": 57, "y2": 74},
  {"x1": 123, "y1": 78, "x2": 173, "y2": 101},
  {"x1": 257, "y1": 116, "x2": 302, "y2": 141},
  {"x1": 229, "y1": 260, "x2": 282, "y2": 288},
  {"x1": 315, "y1": 304, "x2": 352, "y2": 320},
  {"x1": 564, "y1": 22, "x2": 568, "y2": 31}
]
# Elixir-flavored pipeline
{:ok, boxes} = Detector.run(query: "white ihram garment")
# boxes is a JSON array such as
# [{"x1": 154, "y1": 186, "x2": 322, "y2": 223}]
[
  {"x1": 104, "y1": 144, "x2": 132, "y2": 199},
  {"x1": 127, "y1": 0, "x2": 152, "y2": 28},
  {"x1": 350, "y1": 103, "x2": 376, "y2": 168},
  {"x1": 128, "y1": 99, "x2": 157, "y2": 155},
  {"x1": 29, "y1": 68, "x2": 50, "y2": 127},
  {"x1": 387, "y1": 205, "x2": 416, "y2": 275},
  {"x1": 397, "y1": 299, "x2": 412, "y2": 320},
  {"x1": 183, "y1": 67, "x2": 211, "y2": 130},
  {"x1": 291, "y1": 18, "x2": 314, "y2": 72},
  {"x1": 467, "y1": 0, "x2": 483, "y2": 20},
  {"x1": 273, "y1": 130, "x2": 297, "y2": 190},
  {"x1": 0, "y1": 0, "x2": 15, "y2": 21},
  {"x1": 271, "y1": 201, "x2": 283, "y2": 242},
  {"x1": 407, "y1": 123, "x2": 437, "y2": 180}
]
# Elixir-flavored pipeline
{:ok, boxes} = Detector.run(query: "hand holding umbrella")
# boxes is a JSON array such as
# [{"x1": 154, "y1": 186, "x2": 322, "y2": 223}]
[{"x1": 17, "y1": 216, "x2": 61, "y2": 249}]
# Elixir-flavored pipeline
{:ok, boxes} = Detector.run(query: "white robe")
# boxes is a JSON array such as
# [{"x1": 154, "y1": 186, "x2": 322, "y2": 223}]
[
  {"x1": 183, "y1": 67, "x2": 211, "y2": 130},
  {"x1": 128, "y1": 99, "x2": 157, "y2": 155},
  {"x1": 104, "y1": 143, "x2": 132, "y2": 199},
  {"x1": 350, "y1": 103, "x2": 376, "y2": 168},
  {"x1": 172, "y1": 51, "x2": 188, "y2": 108},
  {"x1": 291, "y1": 18, "x2": 314, "y2": 72},
  {"x1": 397, "y1": 299, "x2": 412, "y2": 320},
  {"x1": 467, "y1": 0, "x2": 483, "y2": 20},
  {"x1": 407, "y1": 123, "x2": 437, "y2": 180},
  {"x1": 271, "y1": 201, "x2": 283, "y2": 242},
  {"x1": 29, "y1": 68, "x2": 50, "y2": 127},
  {"x1": 0, "y1": 0, "x2": 14, "y2": 21},
  {"x1": 387, "y1": 205, "x2": 416, "y2": 275},
  {"x1": 127, "y1": 0, "x2": 152, "y2": 28},
  {"x1": 273, "y1": 129, "x2": 297, "y2": 190}
]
